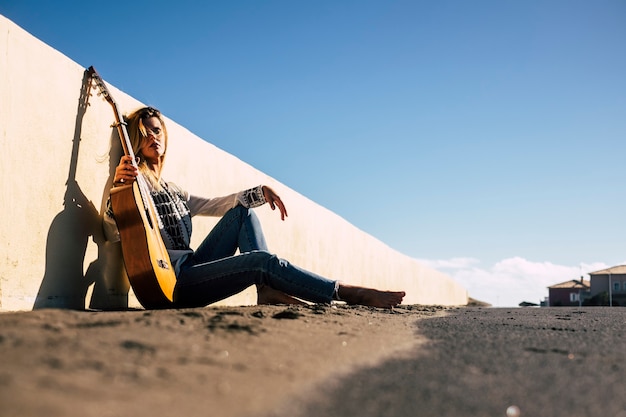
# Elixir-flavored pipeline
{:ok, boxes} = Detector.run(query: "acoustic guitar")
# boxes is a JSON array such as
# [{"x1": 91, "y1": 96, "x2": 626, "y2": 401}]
[{"x1": 89, "y1": 66, "x2": 176, "y2": 309}]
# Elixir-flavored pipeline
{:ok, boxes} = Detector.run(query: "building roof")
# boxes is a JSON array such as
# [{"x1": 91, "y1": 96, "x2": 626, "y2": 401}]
[
  {"x1": 548, "y1": 279, "x2": 590, "y2": 289},
  {"x1": 589, "y1": 265, "x2": 626, "y2": 275}
]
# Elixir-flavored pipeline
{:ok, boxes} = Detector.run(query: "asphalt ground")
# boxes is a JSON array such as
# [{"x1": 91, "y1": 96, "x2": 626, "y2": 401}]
[{"x1": 271, "y1": 307, "x2": 626, "y2": 417}]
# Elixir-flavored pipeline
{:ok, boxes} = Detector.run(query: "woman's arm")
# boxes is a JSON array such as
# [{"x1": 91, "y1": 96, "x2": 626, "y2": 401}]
[{"x1": 187, "y1": 185, "x2": 288, "y2": 221}]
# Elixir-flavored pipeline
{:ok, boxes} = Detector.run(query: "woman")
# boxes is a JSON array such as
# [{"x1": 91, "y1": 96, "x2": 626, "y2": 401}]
[{"x1": 104, "y1": 106, "x2": 405, "y2": 309}]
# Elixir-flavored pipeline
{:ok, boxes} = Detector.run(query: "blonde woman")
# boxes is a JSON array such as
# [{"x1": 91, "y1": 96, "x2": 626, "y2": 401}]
[{"x1": 104, "y1": 106, "x2": 405, "y2": 309}]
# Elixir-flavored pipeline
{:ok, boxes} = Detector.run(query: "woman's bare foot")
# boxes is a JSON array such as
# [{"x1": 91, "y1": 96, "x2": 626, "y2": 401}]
[
  {"x1": 256, "y1": 284, "x2": 306, "y2": 305},
  {"x1": 337, "y1": 284, "x2": 405, "y2": 309}
]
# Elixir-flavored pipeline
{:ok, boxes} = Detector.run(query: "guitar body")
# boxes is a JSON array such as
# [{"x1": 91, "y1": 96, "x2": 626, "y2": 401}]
[{"x1": 110, "y1": 181, "x2": 177, "y2": 309}]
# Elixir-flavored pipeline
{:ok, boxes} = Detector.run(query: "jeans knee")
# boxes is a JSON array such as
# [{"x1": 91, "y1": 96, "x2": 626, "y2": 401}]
[
  {"x1": 246, "y1": 250, "x2": 286, "y2": 270},
  {"x1": 245, "y1": 249, "x2": 272, "y2": 260},
  {"x1": 233, "y1": 205, "x2": 259, "y2": 221},
  {"x1": 229, "y1": 204, "x2": 248, "y2": 217}
]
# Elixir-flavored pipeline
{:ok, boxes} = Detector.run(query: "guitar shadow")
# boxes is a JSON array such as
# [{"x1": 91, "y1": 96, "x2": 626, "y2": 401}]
[
  {"x1": 33, "y1": 70, "x2": 98, "y2": 309},
  {"x1": 33, "y1": 69, "x2": 129, "y2": 310}
]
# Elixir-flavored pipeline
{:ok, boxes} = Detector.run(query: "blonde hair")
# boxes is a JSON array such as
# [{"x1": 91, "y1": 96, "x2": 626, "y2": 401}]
[{"x1": 125, "y1": 106, "x2": 168, "y2": 187}]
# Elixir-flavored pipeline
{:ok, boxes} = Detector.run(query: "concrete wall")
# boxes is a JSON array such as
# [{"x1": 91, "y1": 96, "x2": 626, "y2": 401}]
[{"x1": 0, "y1": 15, "x2": 468, "y2": 311}]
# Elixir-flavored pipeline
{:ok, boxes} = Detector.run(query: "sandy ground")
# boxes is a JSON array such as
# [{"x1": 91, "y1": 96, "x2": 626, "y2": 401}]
[
  {"x1": 0, "y1": 304, "x2": 443, "y2": 417},
  {"x1": 2, "y1": 305, "x2": 625, "y2": 417},
  {"x1": 281, "y1": 307, "x2": 626, "y2": 417}
]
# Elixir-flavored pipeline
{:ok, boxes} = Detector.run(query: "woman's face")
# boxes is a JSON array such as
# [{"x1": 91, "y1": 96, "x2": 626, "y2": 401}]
[{"x1": 139, "y1": 116, "x2": 165, "y2": 163}]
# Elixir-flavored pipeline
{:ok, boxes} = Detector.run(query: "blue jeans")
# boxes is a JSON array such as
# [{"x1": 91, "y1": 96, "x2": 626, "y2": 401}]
[{"x1": 174, "y1": 206, "x2": 337, "y2": 307}]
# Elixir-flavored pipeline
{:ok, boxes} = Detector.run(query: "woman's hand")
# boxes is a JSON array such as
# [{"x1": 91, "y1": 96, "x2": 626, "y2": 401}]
[
  {"x1": 262, "y1": 185, "x2": 288, "y2": 221},
  {"x1": 113, "y1": 156, "x2": 139, "y2": 186}
]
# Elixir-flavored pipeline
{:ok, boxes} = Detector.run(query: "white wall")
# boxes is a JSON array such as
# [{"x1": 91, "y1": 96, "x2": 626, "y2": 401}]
[{"x1": 0, "y1": 15, "x2": 468, "y2": 311}]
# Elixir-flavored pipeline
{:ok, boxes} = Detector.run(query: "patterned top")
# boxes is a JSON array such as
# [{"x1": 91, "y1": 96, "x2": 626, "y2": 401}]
[
  {"x1": 151, "y1": 182, "x2": 193, "y2": 252},
  {"x1": 103, "y1": 176, "x2": 266, "y2": 272}
]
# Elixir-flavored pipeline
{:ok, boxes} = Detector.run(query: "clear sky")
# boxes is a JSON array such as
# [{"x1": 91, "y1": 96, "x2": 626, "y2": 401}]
[{"x1": 2, "y1": 0, "x2": 625, "y2": 306}]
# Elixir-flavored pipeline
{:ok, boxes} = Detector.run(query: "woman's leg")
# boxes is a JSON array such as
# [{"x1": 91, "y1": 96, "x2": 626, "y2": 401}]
[
  {"x1": 188, "y1": 206, "x2": 304, "y2": 304},
  {"x1": 174, "y1": 250, "x2": 337, "y2": 308},
  {"x1": 190, "y1": 205, "x2": 267, "y2": 264},
  {"x1": 177, "y1": 206, "x2": 405, "y2": 309}
]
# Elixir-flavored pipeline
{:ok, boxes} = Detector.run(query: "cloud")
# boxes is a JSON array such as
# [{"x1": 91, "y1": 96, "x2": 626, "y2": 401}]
[
  {"x1": 418, "y1": 257, "x2": 481, "y2": 270},
  {"x1": 418, "y1": 256, "x2": 612, "y2": 307}
]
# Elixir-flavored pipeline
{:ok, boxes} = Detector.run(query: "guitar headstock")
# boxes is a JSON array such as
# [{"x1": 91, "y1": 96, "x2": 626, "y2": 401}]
[{"x1": 87, "y1": 66, "x2": 115, "y2": 106}]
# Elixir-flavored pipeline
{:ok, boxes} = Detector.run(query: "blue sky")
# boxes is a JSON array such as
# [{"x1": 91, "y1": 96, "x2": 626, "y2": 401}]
[{"x1": 2, "y1": 1, "x2": 625, "y2": 306}]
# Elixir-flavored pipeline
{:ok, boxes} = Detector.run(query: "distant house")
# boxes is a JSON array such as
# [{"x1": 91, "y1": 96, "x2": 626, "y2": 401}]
[
  {"x1": 547, "y1": 279, "x2": 590, "y2": 307},
  {"x1": 589, "y1": 265, "x2": 626, "y2": 306}
]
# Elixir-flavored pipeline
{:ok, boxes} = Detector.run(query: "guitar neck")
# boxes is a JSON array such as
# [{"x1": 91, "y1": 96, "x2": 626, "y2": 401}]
[{"x1": 112, "y1": 107, "x2": 138, "y2": 167}]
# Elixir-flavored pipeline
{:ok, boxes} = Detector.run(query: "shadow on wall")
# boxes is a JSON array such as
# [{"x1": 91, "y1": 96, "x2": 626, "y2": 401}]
[{"x1": 33, "y1": 69, "x2": 129, "y2": 310}]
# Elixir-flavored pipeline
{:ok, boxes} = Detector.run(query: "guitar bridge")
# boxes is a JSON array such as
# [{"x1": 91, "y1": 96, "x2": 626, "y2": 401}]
[{"x1": 157, "y1": 259, "x2": 170, "y2": 270}]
